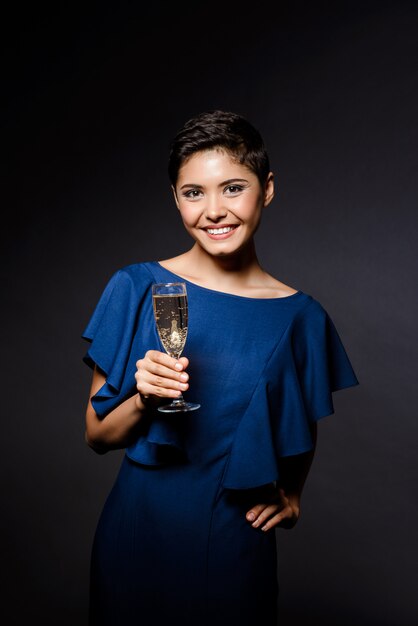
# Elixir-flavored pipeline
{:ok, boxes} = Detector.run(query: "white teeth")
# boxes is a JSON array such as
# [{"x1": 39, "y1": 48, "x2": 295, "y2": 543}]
[{"x1": 206, "y1": 227, "x2": 235, "y2": 235}]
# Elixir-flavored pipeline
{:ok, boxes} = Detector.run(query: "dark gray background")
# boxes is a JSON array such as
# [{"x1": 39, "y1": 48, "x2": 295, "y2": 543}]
[{"x1": 2, "y1": 1, "x2": 417, "y2": 624}]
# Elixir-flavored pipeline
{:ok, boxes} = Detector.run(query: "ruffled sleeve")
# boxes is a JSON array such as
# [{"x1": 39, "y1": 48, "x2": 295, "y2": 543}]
[
  {"x1": 82, "y1": 265, "x2": 153, "y2": 417},
  {"x1": 221, "y1": 299, "x2": 359, "y2": 489},
  {"x1": 290, "y1": 299, "x2": 360, "y2": 420}
]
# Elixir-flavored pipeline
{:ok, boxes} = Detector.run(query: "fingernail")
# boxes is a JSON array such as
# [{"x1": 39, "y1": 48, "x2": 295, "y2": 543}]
[
  {"x1": 175, "y1": 362, "x2": 183, "y2": 371},
  {"x1": 261, "y1": 524, "x2": 268, "y2": 531},
  {"x1": 180, "y1": 373, "x2": 188, "y2": 381},
  {"x1": 247, "y1": 512, "x2": 255, "y2": 521}
]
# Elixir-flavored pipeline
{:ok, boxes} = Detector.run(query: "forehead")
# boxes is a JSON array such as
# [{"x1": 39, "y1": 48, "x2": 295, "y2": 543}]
[{"x1": 177, "y1": 149, "x2": 255, "y2": 183}]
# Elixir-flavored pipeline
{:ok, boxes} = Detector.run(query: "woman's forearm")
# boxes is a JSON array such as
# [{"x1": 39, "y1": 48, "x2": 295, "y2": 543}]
[
  {"x1": 85, "y1": 366, "x2": 147, "y2": 454},
  {"x1": 85, "y1": 393, "x2": 147, "y2": 454}
]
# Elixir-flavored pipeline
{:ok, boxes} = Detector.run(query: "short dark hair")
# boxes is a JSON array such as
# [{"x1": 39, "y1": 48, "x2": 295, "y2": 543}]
[{"x1": 168, "y1": 110, "x2": 270, "y2": 186}]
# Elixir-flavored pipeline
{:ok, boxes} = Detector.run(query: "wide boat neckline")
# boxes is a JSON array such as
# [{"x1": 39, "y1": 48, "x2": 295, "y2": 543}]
[{"x1": 153, "y1": 262, "x2": 305, "y2": 302}]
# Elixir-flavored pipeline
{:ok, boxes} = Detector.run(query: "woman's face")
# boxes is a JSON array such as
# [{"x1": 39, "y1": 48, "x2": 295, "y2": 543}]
[{"x1": 172, "y1": 149, "x2": 274, "y2": 259}]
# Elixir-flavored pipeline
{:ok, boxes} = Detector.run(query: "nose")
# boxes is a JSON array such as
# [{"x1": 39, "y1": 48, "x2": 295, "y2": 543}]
[{"x1": 204, "y1": 193, "x2": 228, "y2": 221}]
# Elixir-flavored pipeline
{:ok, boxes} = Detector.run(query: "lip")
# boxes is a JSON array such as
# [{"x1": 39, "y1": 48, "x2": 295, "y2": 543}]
[{"x1": 201, "y1": 224, "x2": 240, "y2": 240}]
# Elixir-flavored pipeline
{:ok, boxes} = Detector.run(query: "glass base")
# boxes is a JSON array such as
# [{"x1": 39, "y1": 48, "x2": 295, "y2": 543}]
[{"x1": 158, "y1": 399, "x2": 201, "y2": 413}]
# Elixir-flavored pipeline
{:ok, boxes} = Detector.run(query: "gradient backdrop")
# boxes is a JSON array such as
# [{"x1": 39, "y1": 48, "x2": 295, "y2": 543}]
[{"x1": 2, "y1": 2, "x2": 418, "y2": 624}]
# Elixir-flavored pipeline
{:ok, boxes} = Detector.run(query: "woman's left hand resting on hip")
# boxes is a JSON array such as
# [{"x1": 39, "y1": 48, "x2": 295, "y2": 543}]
[
  {"x1": 246, "y1": 487, "x2": 300, "y2": 532},
  {"x1": 246, "y1": 428, "x2": 318, "y2": 531}
]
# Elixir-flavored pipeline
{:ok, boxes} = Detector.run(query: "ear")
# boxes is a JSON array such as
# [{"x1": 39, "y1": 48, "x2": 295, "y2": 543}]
[
  {"x1": 263, "y1": 172, "x2": 275, "y2": 207},
  {"x1": 171, "y1": 185, "x2": 180, "y2": 210}
]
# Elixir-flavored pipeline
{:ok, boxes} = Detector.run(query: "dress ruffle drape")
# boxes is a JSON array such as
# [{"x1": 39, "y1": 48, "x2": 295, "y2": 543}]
[{"x1": 82, "y1": 263, "x2": 359, "y2": 487}]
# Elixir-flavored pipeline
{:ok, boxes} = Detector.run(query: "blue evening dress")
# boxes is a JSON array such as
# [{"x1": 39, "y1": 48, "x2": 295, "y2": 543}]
[{"x1": 82, "y1": 261, "x2": 359, "y2": 626}]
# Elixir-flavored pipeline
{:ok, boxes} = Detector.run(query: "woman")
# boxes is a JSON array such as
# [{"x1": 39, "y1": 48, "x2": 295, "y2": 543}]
[{"x1": 82, "y1": 110, "x2": 359, "y2": 625}]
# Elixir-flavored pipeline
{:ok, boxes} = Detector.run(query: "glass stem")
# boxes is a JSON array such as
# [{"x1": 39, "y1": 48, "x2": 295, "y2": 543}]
[{"x1": 170, "y1": 354, "x2": 186, "y2": 405}]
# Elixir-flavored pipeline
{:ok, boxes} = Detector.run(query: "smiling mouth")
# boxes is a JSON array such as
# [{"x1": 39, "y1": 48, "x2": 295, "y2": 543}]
[{"x1": 204, "y1": 226, "x2": 238, "y2": 235}]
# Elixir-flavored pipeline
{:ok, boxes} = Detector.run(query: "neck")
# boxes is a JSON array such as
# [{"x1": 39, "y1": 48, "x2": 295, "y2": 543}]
[{"x1": 185, "y1": 240, "x2": 262, "y2": 279}]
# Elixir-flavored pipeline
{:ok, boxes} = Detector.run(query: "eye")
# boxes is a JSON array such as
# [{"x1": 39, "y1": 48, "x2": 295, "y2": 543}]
[
  {"x1": 183, "y1": 189, "x2": 203, "y2": 200},
  {"x1": 224, "y1": 185, "x2": 244, "y2": 195}
]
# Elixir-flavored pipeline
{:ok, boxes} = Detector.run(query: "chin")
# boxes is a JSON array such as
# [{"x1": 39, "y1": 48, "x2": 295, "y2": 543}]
[
  {"x1": 192, "y1": 232, "x2": 250, "y2": 258},
  {"x1": 205, "y1": 246, "x2": 248, "y2": 260}
]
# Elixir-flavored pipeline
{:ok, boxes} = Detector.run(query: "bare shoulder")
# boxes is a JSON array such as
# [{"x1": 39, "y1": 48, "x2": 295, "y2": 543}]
[
  {"x1": 264, "y1": 272, "x2": 298, "y2": 296},
  {"x1": 262, "y1": 273, "x2": 299, "y2": 298},
  {"x1": 157, "y1": 255, "x2": 197, "y2": 281}
]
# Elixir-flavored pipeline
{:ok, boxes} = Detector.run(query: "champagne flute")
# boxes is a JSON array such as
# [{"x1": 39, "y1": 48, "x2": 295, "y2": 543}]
[{"x1": 152, "y1": 282, "x2": 200, "y2": 412}]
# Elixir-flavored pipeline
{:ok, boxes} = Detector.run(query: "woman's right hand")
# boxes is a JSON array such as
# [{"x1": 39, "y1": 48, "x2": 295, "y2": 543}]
[{"x1": 135, "y1": 350, "x2": 189, "y2": 409}]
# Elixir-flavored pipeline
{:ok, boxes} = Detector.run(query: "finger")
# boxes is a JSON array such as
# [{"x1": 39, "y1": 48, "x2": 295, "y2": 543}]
[
  {"x1": 260, "y1": 506, "x2": 296, "y2": 532},
  {"x1": 176, "y1": 356, "x2": 189, "y2": 370},
  {"x1": 143, "y1": 350, "x2": 185, "y2": 372},
  {"x1": 140, "y1": 382, "x2": 186, "y2": 399},
  {"x1": 136, "y1": 352, "x2": 191, "y2": 399},
  {"x1": 146, "y1": 359, "x2": 189, "y2": 384},
  {"x1": 248, "y1": 504, "x2": 282, "y2": 528},
  {"x1": 136, "y1": 371, "x2": 189, "y2": 397},
  {"x1": 245, "y1": 490, "x2": 282, "y2": 522},
  {"x1": 136, "y1": 369, "x2": 188, "y2": 399},
  {"x1": 246, "y1": 504, "x2": 268, "y2": 522},
  {"x1": 137, "y1": 354, "x2": 189, "y2": 386}
]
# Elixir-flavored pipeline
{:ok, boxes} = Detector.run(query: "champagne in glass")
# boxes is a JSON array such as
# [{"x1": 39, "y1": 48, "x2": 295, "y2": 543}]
[{"x1": 152, "y1": 282, "x2": 200, "y2": 412}]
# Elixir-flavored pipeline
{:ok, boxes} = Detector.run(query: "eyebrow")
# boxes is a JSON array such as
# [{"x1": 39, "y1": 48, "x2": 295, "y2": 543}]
[{"x1": 179, "y1": 178, "x2": 249, "y2": 190}]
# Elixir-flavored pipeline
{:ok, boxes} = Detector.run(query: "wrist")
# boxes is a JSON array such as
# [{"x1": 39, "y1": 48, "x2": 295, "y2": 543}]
[
  {"x1": 277, "y1": 485, "x2": 301, "y2": 516},
  {"x1": 287, "y1": 493, "x2": 301, "y2": 517},
  {"x1": 135, "y1": 393, "x2": 147, "y2": 412}
]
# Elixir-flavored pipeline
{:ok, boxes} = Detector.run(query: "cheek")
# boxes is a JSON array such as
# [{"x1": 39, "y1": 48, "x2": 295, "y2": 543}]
[
  {"x1": 177, "y1": 206, "x2": 197, "y2": 227},
  {"x1": 235, "y1": 196, "x2": 263, "y2": 221}
]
